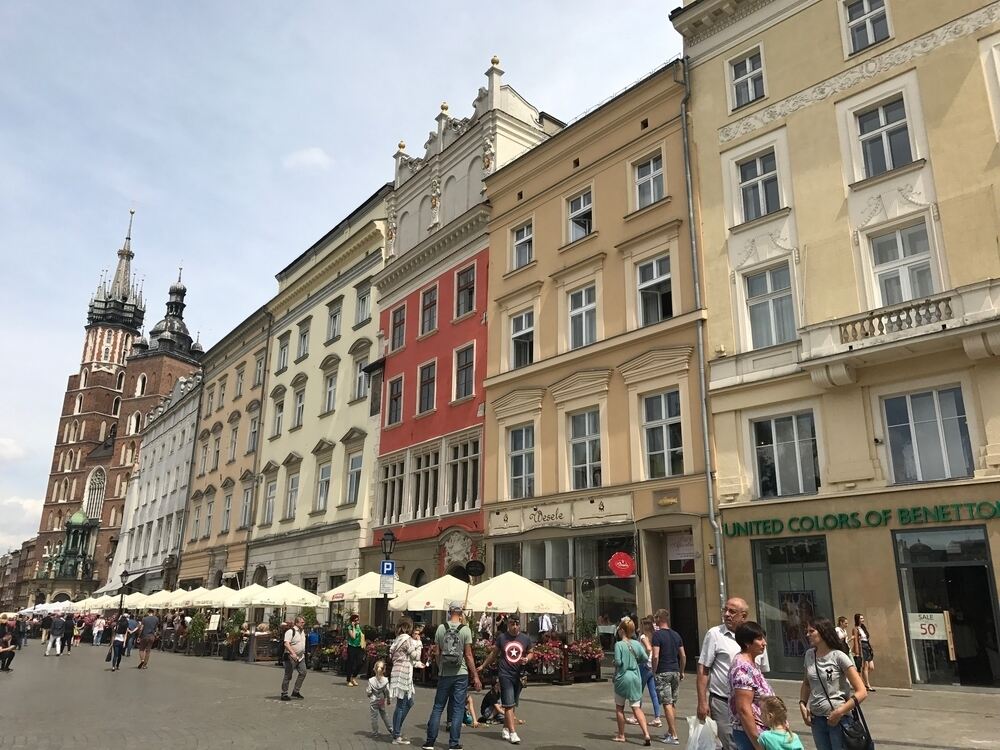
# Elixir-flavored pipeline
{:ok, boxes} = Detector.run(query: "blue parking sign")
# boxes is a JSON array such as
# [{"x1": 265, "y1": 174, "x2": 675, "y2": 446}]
[{"x1": 380, "y1": 560, "x2": 396, "y2": 576}]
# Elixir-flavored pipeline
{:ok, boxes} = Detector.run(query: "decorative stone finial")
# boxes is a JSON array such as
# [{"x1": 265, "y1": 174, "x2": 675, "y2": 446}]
[
  {"x1": 398, "y1": 140, "x2": 406, "y2": 151},
  {"x1": 440, "y1": 101, "x2": 449, "y2": 112},
  {"x1": 491, "y1": 55, "x2": 500, "y2": 66}
]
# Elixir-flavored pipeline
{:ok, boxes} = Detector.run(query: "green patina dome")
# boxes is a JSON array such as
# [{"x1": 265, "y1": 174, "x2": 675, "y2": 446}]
[{"x1": 67, "y1": 510, "x2": 88, "y2": 526}]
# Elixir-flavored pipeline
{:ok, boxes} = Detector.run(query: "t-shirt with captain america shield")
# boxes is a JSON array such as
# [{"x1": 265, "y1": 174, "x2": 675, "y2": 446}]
[{"x1": 496, "y1": 631, "x2": 532, "y2": 680}]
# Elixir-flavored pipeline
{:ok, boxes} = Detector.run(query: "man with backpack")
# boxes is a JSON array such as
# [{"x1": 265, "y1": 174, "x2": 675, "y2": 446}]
[{"x1": 422, "y1": 601, "x2": 482, "y2": 750}]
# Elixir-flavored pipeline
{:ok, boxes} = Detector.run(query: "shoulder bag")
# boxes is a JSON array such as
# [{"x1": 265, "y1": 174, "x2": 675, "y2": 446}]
[{"x1": 812, "y1": 651, "x2": 874, "y2": 750}]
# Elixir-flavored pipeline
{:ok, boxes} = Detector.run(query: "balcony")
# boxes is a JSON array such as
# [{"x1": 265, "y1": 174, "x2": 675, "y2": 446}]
[{"x1": 837, "y1": 296, "x2": 953, "y2": 344}]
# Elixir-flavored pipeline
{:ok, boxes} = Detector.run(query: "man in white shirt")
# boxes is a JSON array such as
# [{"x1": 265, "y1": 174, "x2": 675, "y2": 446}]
[
  {"x1": 538, "y1": 613, "x2": 553, "y2": 635},
  {"x1": 696, "y1": 597, "x2": 769, "y2": 750},
  {"x1": 280, "y1": 616, "x2": 307, "y2": 701}
]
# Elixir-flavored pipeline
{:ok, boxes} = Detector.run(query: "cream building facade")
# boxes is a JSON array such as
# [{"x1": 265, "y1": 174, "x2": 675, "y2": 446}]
[
  {"x1": 178, "y1": 307, "x2": 272, "y2": 589},
  {"x1": 482, "y1": 62, "x2": 717, "y2": 648},
  {"x1": 672, "y1": 0, "x2": 1000, "y2": 687},
  {"x1": 246, "y1": 184, "x2": 391, "y2": 604}
]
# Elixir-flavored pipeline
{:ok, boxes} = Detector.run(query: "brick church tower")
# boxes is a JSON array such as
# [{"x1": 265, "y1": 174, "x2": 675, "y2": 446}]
[{"x1": 31, "y1": 212, "x2": 202, "y2": 604}]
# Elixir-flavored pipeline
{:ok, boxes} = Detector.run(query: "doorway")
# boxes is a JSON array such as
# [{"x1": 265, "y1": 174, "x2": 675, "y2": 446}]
[
  {"x1": 669, "y1": 580, "x2": 699, "y2": 667},
  {"x1": 895, "y1": 527, "x2": 1000, "y2": 687}
]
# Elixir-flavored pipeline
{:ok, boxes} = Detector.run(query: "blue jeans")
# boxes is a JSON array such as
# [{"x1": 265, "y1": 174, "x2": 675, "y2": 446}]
[
  {"x1": 112, "y1": 640, "x2": 125, "y2": 669},
  {"x1": 425, "y1": 674, "x2": 468, "y2": 749},
  {"x1": 732, "y1": 729, "x2": 756, "y2": 750},
  {"x1": 811, "y1": 714, "x2": 847, "y2": 750},
  {"x1": 640, "y1": 664, "x2": 662, "y2": 718},
  {"x1": 392, "y1": 694, "x2": 414, "y2": 739}
]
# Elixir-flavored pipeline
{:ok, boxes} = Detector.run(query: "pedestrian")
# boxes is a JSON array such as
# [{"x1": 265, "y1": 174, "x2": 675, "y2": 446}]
[
  {"x1": 477, "y1": 615, "x2": 533, "y2": 745},
  {"x1": 696, "y1": 597, "x2": 770, "y2": 750},
  {"x1": 367, "y1": 659, "x2": 394, "y2": 737},
  {"x1": 92, "y1": 615, "x2": 105, "y2": 646},
  {"x1": 124, "y1": 612, "x2": 139, "y2": 657},
  {"x1": 15, "y1": 615, "x2": 27, "y2": 650},
  {"x1": 729, "y1": 621, "x2": 775, "y2": 750},
  {"x1": 345, "y1": 612, "x2": 365, "y2": 687},
  {"x1": 651, "y1": 608, "x2": 686, "y2": 745},
  {"x1": 40, "y1": 613, "x2": 52, "y2": 650},
  {"x1": 110, "y1": 612, "x2": 129, "y2": 671},
  {"x1": 46, "y1": 613, "x2": 65, "y2": 656},
  {"x1": 0, "y1": 631, "x2": 16, "y2": 672},
  {"x1": 421, "y1": 601, "x2": 482, "y2": 750},
  {"x1": 62, "y1": 615, "x2": 74, "y2": 653},
  {"x1": 611, "y1": 617, "x2": 651, "y2": 746},
  {"x1": 851, "y1": 614, "x2": 876, "y2": 692},
  {"x1": 799, "y1": 618, "x2": 867, "y2": 750},
  {"x1": 633, "y1": 616, "x2": 664, "y2": 732},
  {"x1": 72, "y1": 616, "x2": 83, "y2": 647},
  {"x1": 279, "y1": 615, "x2": 307, "y2": 701},
  {"x1": 389, "y1": 618, "x2": 424, "y2": 745},
  {"x1": 758, "y1": 697, "x2": 804, "y2": 750},
  {"x1": 834, "y1": 617, "x2": 849, "y2": 647},
  {"x1": 138, "y1": 609, "x2": 159, "y2": 669}
]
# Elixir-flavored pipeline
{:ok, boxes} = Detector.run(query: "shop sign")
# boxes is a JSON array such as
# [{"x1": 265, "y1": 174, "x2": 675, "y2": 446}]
[
  {"x1": 907, "y1": 612, "x2": 956, "y2": 659},
  {"x1": 608, "y1": 552, "x2": 636, "y2": 578},
  {"x1": 667, "y1": 532, "x2": 695, "y2": 561},
  {"x1": 723, "y1": 500, "x2": 1000, "y2": 539},
  {"x1": 523, "y1": 502, "x2": 572, "y2": 531}
]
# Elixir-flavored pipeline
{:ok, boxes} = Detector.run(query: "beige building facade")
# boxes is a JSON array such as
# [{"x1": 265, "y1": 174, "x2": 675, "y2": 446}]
[
  {"x1": 482, "y1": 63, "x2": 719, "y2": 648},
  {"x1": 673, "y1": 0, "x2": 1000, "y2": 687}
]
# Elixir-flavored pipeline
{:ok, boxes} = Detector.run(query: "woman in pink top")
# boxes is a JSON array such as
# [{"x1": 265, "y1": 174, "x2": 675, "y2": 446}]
[{"x1": 729, "y1": 621, "x2": 775, "y2": 750}]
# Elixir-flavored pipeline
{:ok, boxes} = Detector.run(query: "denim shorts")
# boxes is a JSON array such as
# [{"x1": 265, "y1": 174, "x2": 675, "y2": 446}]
[{"x1": 499, "y1": 675, "x2": 523, "y2": 707}]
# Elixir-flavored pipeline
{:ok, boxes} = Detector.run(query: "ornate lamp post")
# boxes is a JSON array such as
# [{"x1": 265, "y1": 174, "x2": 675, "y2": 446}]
[
  {"x1": 379, "y1": 531, "x2": 397, "y2": 629},
  {"x1": 116, "y1": 568, "x2": 130, "y2": 621}
]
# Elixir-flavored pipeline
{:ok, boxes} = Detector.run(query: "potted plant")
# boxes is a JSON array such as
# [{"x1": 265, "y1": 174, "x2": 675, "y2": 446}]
[
  {"x1": 567, "y1": 637, "x2": 603, "y2": 681},
  {"x1": 188, "y1": 612, "x2": 208, "y2": 656},
  {"x1": 223, "y1": 610, "x2": 245, "y2": 661},
  {"x1": 527, "y1": 642, "x2": 563, "y2": 682}
]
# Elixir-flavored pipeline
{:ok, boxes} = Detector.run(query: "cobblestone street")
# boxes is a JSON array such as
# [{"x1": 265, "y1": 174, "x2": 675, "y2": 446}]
[{"x1": 0, "y1": 642, "x2": 997, "y2": 749}]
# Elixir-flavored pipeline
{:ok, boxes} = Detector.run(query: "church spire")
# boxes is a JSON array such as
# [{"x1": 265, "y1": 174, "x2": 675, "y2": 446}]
[
  {"x1": 87, "y1": 209, "x2": 145, "y2": 332},
  {"x1": 108, "y1": 209, "x2": 136, "y2": 301}
]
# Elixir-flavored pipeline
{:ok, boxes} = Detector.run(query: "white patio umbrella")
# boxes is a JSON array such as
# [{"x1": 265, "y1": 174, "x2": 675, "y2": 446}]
[
  {"x1": 123, "y1": 591, "x2": 149, "y2": 609},
  {"x1": 225, "y1": 583, "x2": 270, "y2": 608},
  {"x1": 322, "y1": 572, "x2": 416, "y2": 602},
  {"x1": 466, "y1": 571, "x2": 575, "y2": 615},
  {"x1": 389, "y1": 574, "x2": 471, "y2": 612},
  {"x1": 72, "y1": 597, "x2": 95, "y2": 612},
  {"x1": 245, "y1": 581, "x2": 321, "y2": 608},
  {"x1": 168, "y1": 587, "x2": 209, "y2": 608},
  {"x1": 142, "y1": 589, "x2": 174, "y2": 609},
  {"x1": 88, "y1": 595, "x2": 117, "y2": 610},
  {"x1": 189, "y1": 585, "x2": 241, "y2": 608},
  {"x1": 17, "y1": 607, "x2": 35, "y2": 616}
]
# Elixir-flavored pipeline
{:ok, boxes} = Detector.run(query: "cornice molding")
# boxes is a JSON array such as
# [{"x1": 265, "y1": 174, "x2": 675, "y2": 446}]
[
  {"x1": 491, "y1": 388, "x2": 545, "y2": 421},
  {"x1": 549, "y1": 369, "x2": 613, "y2": 404},
  {"x1": 619, "y1": 347, "x2": 694, "y2": 386}
]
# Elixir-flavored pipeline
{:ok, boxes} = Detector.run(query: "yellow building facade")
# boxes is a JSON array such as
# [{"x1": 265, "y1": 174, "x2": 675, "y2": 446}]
[
  {"x1": 673, "y1": 0, "x2": 1000, "y2": 687},
  {"x1": 483, "y1": 64, "x2": 720, "y2": 647}
]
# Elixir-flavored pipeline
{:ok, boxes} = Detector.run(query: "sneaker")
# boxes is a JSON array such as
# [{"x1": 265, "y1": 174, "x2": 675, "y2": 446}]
[
  {"x1": 625, "y1": 717, "x2": 639, "y2": 724},
  {"x1": 501, "y1": 728, "x2": 510, "y2": 741},
  {"x1": 421, "y1": 744, "x2": 435, "y2": 750},
  {"x1": 280, "y1": 694, "x2": 291, "y2": 702},
  {"x1": 509, "y1": 732, "x2": 521, "y2": 744},
  {"x1": 392, "y1": 739, "x2": 411, "y2": 745},
  {"x1": 291, "y1": 692, "x2": 304, "y2": 699},
  {"x1": 661, "y1": 735, "x2": 680, "y2": 745}
]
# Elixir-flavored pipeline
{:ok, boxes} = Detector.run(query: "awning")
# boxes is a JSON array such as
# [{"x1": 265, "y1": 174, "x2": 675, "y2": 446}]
[
  {"x1": 93, "y1": 570, "x2": 147, "y2": 595},
  {"x1": 222, "y1": 571, "x2": 240, "y2": 578}
]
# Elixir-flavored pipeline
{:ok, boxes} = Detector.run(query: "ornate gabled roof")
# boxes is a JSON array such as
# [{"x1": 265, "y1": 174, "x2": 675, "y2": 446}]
[{"x1": 87, "y1": 209, "x2": 145, "y2": 332}]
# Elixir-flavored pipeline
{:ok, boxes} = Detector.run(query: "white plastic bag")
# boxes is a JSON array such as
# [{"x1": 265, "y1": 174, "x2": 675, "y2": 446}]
[{"x1": 686, "y1": 715, "x2": 720, "y2": 750}]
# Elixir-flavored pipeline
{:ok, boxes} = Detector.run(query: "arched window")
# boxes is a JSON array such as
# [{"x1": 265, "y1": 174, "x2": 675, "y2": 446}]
[
  {"x1": 74, "y1": 394, "x2": 83, "y2": 414},
  {"x1": 99, "y1": 421, "x2": 107, "y2": 441},
  {"x1": 78, "y1": 421, "x2": 85, "y2": 440},
  {"x1": 128, "y1": 411, "x2": 141, "y2": 435},
  {"x1": 112, "y1": 397, "x2": 121, "y2": 417},
  {"x1": 56, "y1": 510, "x2": 63, "y2": 529},
  {"x1": 84, "y1": 467, "x2": 107, "y2": 520},
  {"x1": 108, "y1": 506, "x2": 118, "y2": 527},
  {"x1": 63, "y1": 422, "x2": 70, "y2": 443},
  {"x1": 116, "y1": 372, "x2": 125, "y2": 390},
  {"x1": 57, "y1": 453, "x2": 64, "y2": 472},
  {"x1": 75, "y1": 450, "x2": 81, "y2": 470},
  {"x1": 70, "y1": 478, "x2": 77, "y2": 500},
  {"x1": 70, "y1": 420, "x2": 79, "y2": 443},
  {"x1": 60, "y1": 478, "x2": 69, "y2": 501},
  {"x1": 80, "y1": 369, "x2": 88, "y2": 388},
  {"x1": 47, "y1": 511, "x2": 54, "y2": 531},
  {"x1": 135, "y1": 374, "x2": 147, "y2": 397}
]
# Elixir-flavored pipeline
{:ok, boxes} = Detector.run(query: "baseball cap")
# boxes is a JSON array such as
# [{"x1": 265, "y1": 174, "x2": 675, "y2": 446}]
[{"x1": 448, "y1": 600, "x2": 464, "y2": 612}]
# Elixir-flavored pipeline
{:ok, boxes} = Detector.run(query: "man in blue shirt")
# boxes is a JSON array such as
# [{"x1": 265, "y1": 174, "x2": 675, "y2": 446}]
[{"x1": 651, "y1": 608, "x2": 686, "y2": 746}]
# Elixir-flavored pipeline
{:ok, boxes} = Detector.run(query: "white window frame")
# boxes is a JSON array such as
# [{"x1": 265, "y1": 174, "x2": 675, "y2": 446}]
[
  {"x1": 276, "y1": 337, "x2": 289, "y2": 371},
  {"x1": 636, "y1": 254, "x2": 672, "y2": 327},
  {"x1": 316, "y1": 461, "x2": 331, "y2": 511},
  {"x1": 323, "y1": 371, "x2": 338, "y2": 413},
  {"x1": 284, "y1": 472, "x2": 299, "y2": 520},
  {"x1": 567, "y1": 188, "x2": 593, "y2": 243},
  {"x1": 378, "y1": 457, "x2": 406, "y2": 526},
  {"x1": 354, "y1": 357, "x2": 369, "y2": 400},
  {"x1": 204, "y1": 501, "x2": 214, "y2": 537},
  {"x1": 455, "y1": 264, "x2": 476, "y2": 318},
  {"x1": 292, "y1": 388, "x2": 305, "y2": 428},
  {"x1": 751, "y1": 411, "x2": 821, "y2": 499},
  {"x1": 254, "y1": 354, "x2": 265, "y2": 386},
  {"x1": 737, "y1": 149, "x2": 781, "y2": 223},
  {"x1": 744, "y1": 262, "x2": 797, "y2": 350},
  {"x1": 727, "y1": 45, "x2": 766, "y2": 111},
  {"x1": 453, "y1": 343, "x2": 475, "y2": 401},
  {"x1": 496, "y1": 283, "x2": 543, "y2": 372},
  {"x1": 345, "y1": 451, "x2": 363, "y2": 506},
  {"x1": 327, "y1": 301, "x2": 342, "y2": 341},
  {"x1": 634, "y1": 153, "x2": 665, "y2": 210},
  {"x1": 568, "y1": 284, "x2": 598, "y2": 350},
  {"x1": 445, "y1": 433, "x2": 480, "y2": 513},
  {"x1": 386, "y1": 375, "x2": 404, "y2": 426},
  {"x1": 191, "y1": 506, "x2": 200, "y2": 540},
  {"x1": 234, "y1": 368, "x2": 244, "y2": 397},
  {"x1": 355, "y1": 287, "x2": 371, "y2": 325},
  {"x1": 856, "y1": 95, "x2": 913, "y2": 179},
  {"x1": 867, "y1": 219, "x2": 936, "y2": 308},
  {"x1": 228, "y1": 425, "x2": 238, "y2": 462},
  {"x1": 240, "y1": 487, "x2": 253, "y2": 528},
  {"x1": 553, "y1": 254, "x2": 605, "y2": 355},
  {"x1": 510, "y1": 309, "x2": 535, "y2": 369},
  {"x1": 979, "y1": 31, "x2": 1000, "y2": 140},
  {"x1": 411, "y1": 448, "x2": 440, "y2": 520},
  {"x1": 568, "y1": 408, "x2": 602, "y2": 490},
  {"x1": 512, "y1": 222, "x2": 533, "y2": 270},
  {"x1": 840, "y1": 0, "x2": 892, "y2": 57},
  {"x1": 221, "y1": 492, "x2": 232, "y2": 533},
  {"x1": 297, "y1": 327, "x2": 309, "y2": 359},
  {"x1": 642, "y1": 389, "x2": 683, "y2": 480},
  {"x1": 247, "y1": 416, "x2": 259, "y2": 453},
  {"x1": 509, "y1": 423, "x2": 535, "y2": 500},
  {"x1": 272, "y1": 400, "x2": 284, "y2": 436}
]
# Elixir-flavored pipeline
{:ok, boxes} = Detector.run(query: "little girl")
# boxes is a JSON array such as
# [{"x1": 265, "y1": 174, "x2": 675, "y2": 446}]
[
  {"x1": 758, "y1": 697, "x2": 804, "y2": 750},
  {"x1": 366, "y1": 660, "x2": 393, "y2": 737}
]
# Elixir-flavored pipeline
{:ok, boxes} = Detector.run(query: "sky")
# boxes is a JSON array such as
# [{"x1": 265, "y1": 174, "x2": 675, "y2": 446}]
[{"x1": 0, "y1": 1, "x2": 683, "y2": 553}]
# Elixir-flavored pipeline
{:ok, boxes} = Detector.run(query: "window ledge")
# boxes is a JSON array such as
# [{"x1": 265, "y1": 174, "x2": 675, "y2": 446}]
[
  {"x1": 274, "y1": 367, "x2": 288, "y2": 377},
  {"x1": 557, "y1": 231, "x2": 599, "y2": 254},
  {"x1": 294, "y1": 354, "x2": 309, "y2": 365},
  {"x1": 847, "y1": 36, "x2": 893, "y2": 60},
  {"x1": 258, "y1": 522, "x2": 272, "y2": 530},
  {"x1": 268, "y1": 434, "x2": 281, "y2": 442},
  {"x1": 232, "y1": 394, "x2": 242, "y2": 402},
  {"x1": 848, "y1": 158, "x2": 926, "y2": 191},
  {"x1": 324, "y1": 335, "x2": 342, "y2": 347},
  {"x1": 416, "y1": 328, "x2": 438, "y2": 342},
  {"x1": 383, "y1": 419, "x2": 403, "y2": 431},
  {"x1": 244, "y1": 449, "x2": 256, "y2": 456},
  {"x1": 352, "y1": 318, "x2": 371, "y2": 331},
  {"x1": 450, "y1": 394, "x2": 475, "y2": 406},
  {"x1": 728, "y1": 206, "x2": 792, "y2": 235},
  {"x1": 729, "y1": 95, "x2": 768, "y2": 116},
  {"x1": 347, "y1": 396, "x2": 367, "y2": 406},
  {"x1": 226, "y1": 458, "x2": 236, "y2": 465},
  {"x1": 318, "y1": 408, "x2": 335, "y2": 419},
  {"x1": 503, "y1": 259, "x2": 537, "y2": 280},
  {"x1": 452, "y1": 309, "x2": 477, "y2": 325},
  {"x1": 415, "y1": 408, "x2": 437, "y2": 420},
  {"x1": 309, "y1": 508, "x2": 327, "y2": 517},
  {"x1": 624, "y1": 195, "x2": 672, "y2": 221},
  {"x1": 279, "y1": 517, "x2": 295, "y2": 524},
  {"x1": 389, "y1": 345, "x2": 407, "y2": 355},
  {"x1": 288, "y1": 424, "x2": 303, "y2": 433}
]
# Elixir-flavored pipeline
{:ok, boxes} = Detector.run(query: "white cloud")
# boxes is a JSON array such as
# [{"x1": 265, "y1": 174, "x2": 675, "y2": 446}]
[
  {"x1": 0, "y1": 495, "x2": 43, "y2": 552},
  {"x1": 281, "y1": 147, "x2": 333, "y2": 171},
  {"x1": 0, "y1": 438, "x2": 25, "y2": 463}
]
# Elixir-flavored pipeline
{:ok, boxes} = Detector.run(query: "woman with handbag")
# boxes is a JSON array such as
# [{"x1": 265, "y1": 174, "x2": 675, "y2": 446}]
[
  {"x1": 611, "y1": 617, "x2": 652, "y2": 746},
  {"x1": 851, "y1": 614, "x2": 876, "y2": 692},
  {"x1": 799, "y1": 618, "x2": 869, "y2": 750}
]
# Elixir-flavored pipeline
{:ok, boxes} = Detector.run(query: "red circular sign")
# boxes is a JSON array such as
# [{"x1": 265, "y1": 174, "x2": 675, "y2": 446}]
[{"x1": 608, "y1": 552, "x2": 636, "y2": 578}]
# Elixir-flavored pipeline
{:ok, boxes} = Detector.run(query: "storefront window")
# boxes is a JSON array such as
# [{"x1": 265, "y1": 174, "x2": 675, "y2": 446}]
[
  {"x1": 895, "y1": 527, "x2": 1000, "y2": 687},
  {"x1": 752, "y1": 536, "x2": 833, "y2": 676},
  {"x1": 494, "y1": 543, "x2": 521, "y2": 575}
]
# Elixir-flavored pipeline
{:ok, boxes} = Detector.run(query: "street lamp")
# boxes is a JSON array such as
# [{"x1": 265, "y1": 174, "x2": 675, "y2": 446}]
[
  {"x1": 117, "y1": 568, "x2": 130, "y2": 622},
  {"x1": 379, "y1": 531, "x2": 396, "y2": 630}
]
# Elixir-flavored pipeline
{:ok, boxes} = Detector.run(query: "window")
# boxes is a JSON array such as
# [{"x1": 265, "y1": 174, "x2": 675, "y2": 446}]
[
  {"x1": 327, "y1": 302, "x2": 342, "y2": 340},
  {"x1": 511, "y1": 311, "x2": 534, "y2": 369},
  {"x1": 513, "y1": 222, "x2": 533, "y2": 269},
  {"x1": 447, "y1": 437, "x2": 480, "y2": 512},
  {"x1": 420, "y1": 287, "x2": 437, "y2": 335},
  {"x1": 228, "y1": 425, "x2": 238, "y2": 462},
  {"x1": 221, "y1": 493, "x2": 232, "y2": 533},
  {"x1": 191, "y1": 506, "x2": 200, "y2": 540},
  {"x1": 635, "y1": 155, "x2": 664, "y2": 209},
  {"x1": 297, "y1": 327, "x2": 309, "y2": 359},
  {"x1": 355, "y1": 358, "x2": 369, "y2": 399},
  {"x1": 112, "y1": 397, "x2": 121, "y2": 417},
  {"x1": 509, "y1": 425, "x2": 535, "y2": 499},
  {"x1": 857, "y1": 96, "x2": 912, "y2": 178},
  {"x1": 247, "y1": 417, "x2": 259, "y2": 453},
  {"x1": 456, "y1": 266, "x2": 475, "y2": 317},
  {"x1": 205, "y1": 388, "x2": 215, "y2": 415},
  {"x1": 240, "y1": 487, "x2": 253, "y2": 528},
  {"x1": 738, "y1": 150, "x2": 780, "y2": 222},
  {"x1": 412, "y1": 450, "x2": 440, "y2": 519},
  {"x1": 569, "y1": 285, "x2": 597, "y2": 349},
  {"x1": 323, "y1": 372, "x2": 338, "y2": 413},
  {"x1": 454, "y1": 345, "x2": 474, "y2": 400},
  {"x1": 199, "y1": 443, "x2": 208, "y2": 475},
  {"x1": 316, "y1": 462, "x2": 331, "y2": 511},
  {"x1": 390, "y1": 306, "x2": 406, "y2": 350},
  {"x1": 346, "y1": 452, "x2": 363, "y2": 505},
  {"x1": 870, "y1": 222, "x2": 933, "y2": 306},
  {"x1": 418, "y1": 362, "x2": 436, "y2": 413},
  {"x1": 731, "y1": 48, "x2": 764, "y2": 108},
  {"x1": 218, "y1": 380, "x2": 226, "y2": 407},
  {"x1": 570, "y1": 409, "x2": 602, "y2": 489},
  {"x1": 163, "y1": 516, "x2": 173, "y2": 551},
  {"x1": 292, "y1": 389, "x2": 305, "y2": 428},
  {"x1": 846, "y1": 0, "x2": 889, "y2": 53},
  {"x1": 568, "y1": 190, "x2": 593, "y2": 242},
  {"x1": 211, "y1": 437, "x2": 221, "y2": 470},
  {"x1": 254, "y1": 355, "x2": 264, "y2": 386},
  {"x1": 356, "y1": 287, "x2": 371, "y2": 325},
  {"x1": 637, "y1": 255, "x2": 672, "y2": 326},
  {"x1": 284, "y1": 473, "x2": 299, "y2": 519},
  {"x1": 262, "y1": 480, "x2": 276, "y2": 524},
  {"x1": 753, "y1": 412, "x2": 819, "y2": 498},
  {"x1": 643, "y1": 390, "x2": 683, "y2": 479},
  {"x1": 277, "y1": 337, "x2": 289, "y2": 371},
  {"x1": 387, "y1": 377, "x2": 403, "y2": 425},
  {"x1": 272, "y1": 400, "x2": 284, "y2": 436},
  {"x1": 884, "y1": 386, "x2": 973, "y2": 483},
  {"x1": 379, "y1": 459, "x2": 406, "y2": 525},
  {"x1": 234, "y1": 368, "x2": 244, "y2": 397},
  {"x1": 746, "y1": 264, "x2": 795, "y2": 349}
]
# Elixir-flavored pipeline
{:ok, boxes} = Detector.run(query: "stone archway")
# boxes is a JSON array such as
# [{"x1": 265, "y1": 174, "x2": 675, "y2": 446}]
[
  {"x1": 411, "y1": 568, "x2": 427, "y2": 587},
  {"x1": 52, "y1": 591, "x2": 72, "y2": 603}
]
